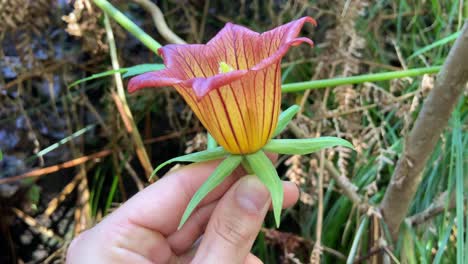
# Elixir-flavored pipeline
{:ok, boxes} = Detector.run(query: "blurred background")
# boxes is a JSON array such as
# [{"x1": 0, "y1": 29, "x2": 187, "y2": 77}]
[{"x1": 0, "y1": 0, "x2": 466, "y2": 263}]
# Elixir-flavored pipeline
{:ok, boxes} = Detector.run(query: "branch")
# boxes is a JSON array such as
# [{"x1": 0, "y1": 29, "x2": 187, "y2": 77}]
[
  {"x1": 380, "y1": 21, "x2": 468, "y2": 239},
  {"x1": 132, "y1": 0, "x2": 187, "y2": 44},
  {"x1": 406, "y1": 191, "x2": 457, "y2": 226}
]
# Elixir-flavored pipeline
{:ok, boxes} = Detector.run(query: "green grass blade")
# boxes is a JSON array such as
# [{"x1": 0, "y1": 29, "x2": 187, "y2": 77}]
[
  {"x1": 245, "y1": 151, "x2": 283, "y2": 227},
  {"x1": 34, "y1": 124, "x2": 96, "y2": 158},
  {"x1": 104, "y1": 172, "x2": 120, "y2": 215},
  {"x1": 452, "y1": 110, "x2": 464, "y2": 263},
  {"x1": 346, "y1": 216, "x2": 369, "y2": 264},
  {"x1": 151, "y1": 147, "x2": 229, "y2": 180},
  {"x1": 408, "y1": 31, "x2": 460, "y2": 59},
  {"x1": 263, "y1": 137, "x2": 354, "y2": 155},
  {"x1": 68, "y1": 69, "x2": 126, "y2": 88},
  {"x1": 178, "y1": 155, "x2": 242, "y2": 229},
  {"x1": 433, "y1": 218, "x2": 455, "y2": 264},
  {"x1": 272, "y1": 105, "x2": 300, "y2": 137}
]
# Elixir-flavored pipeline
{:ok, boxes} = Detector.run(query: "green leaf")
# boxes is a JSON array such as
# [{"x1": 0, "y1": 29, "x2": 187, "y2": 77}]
[
  {"x1": 68, "y1": 63, "x2": 165, "y2": 88},
  {"x1": 122, "y1": 63, "x2": 165, "y2": 78},
  {"x1": 68, "y1": 69, "x2": 126, "y2": 88},
  {"x1": 245, "y1": 151, "x2": 283, "y2": 227},
  {"x1": 263, "y1": 137, "x2": 354, "y2": 155},
  {"x1": 0, "y1": 149, "x2": 3, "y2": 161},
  {"x1": 272, "y1": 105, "x2": 300, "y2": 137},
  {"x1": 151, "y1": 147, "x2": 229, "y2": 180},
  {"x1": 207, "y1": 132, "x2": 218, "y2": 149},
  {"x1": 179, "y1": 155, "x2": 242, "y2": 229}
]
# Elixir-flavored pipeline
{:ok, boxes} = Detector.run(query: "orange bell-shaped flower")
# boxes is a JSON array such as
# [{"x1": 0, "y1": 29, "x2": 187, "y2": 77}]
[{"x1": 128, "y1": 17, "x2": 316, "y2": 154}]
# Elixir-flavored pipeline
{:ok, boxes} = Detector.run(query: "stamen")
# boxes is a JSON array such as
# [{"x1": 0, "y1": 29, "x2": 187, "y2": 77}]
[{"x1": 218, "y1": 62, "x2": 234, "y2": 73}]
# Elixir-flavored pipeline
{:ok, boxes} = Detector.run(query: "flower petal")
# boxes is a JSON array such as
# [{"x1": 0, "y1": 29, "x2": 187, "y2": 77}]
[
  {"x1": 187, "y1": 69, "x2": 248, "y2": 98},
  {"x1": 127, "y1": 69, "x2": 182, "y2": 93}
]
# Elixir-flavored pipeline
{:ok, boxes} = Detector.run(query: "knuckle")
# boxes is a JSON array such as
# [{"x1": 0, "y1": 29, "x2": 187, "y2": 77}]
[{"x1": 212, "y1": 215, "x2": 252, "y2": 246}]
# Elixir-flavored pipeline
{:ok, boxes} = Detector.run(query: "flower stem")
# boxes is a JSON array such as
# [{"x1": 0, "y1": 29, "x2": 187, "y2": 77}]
[
  {"x1": 93, "y1": 0, "x2": 162, "y2": 53},
  {"x1": 281, "y1": 66, "x2": 441, "y2": 93}
]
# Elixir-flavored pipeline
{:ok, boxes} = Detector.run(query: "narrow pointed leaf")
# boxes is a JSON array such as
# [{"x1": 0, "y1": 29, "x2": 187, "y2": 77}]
[
  {"x1": 179, "y1": 155, "x2": 242, "y2": 229},
  {"x1": 68, "y1": 64, "x2": 165, "y2": 89},
  {"x1": 272, "y1": 105, "x2": 300, "y2": 137},
  {"x1": 263, "y1": 137, "x2": 354, "y2": 155},
  {"x1": 346, "y1": 216, "x2": 369, "y2": 264},
  {"x1": 122, "y1": 64, "x2": 165, "y2": 78},
  {"x1": 245, "y1": 151, "x2": 283, "y2": 227},
  {"x1": 151, "y1": 147, "x2": 229, "y2": 180},
  {"x1": 68, "y1": 69, "x2": 126, "y2": 88}
]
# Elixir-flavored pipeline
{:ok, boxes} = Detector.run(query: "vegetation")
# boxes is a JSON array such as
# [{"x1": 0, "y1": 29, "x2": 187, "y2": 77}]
[{"x1": 0, "y1": 0, "x2": 466, "y2": 263}]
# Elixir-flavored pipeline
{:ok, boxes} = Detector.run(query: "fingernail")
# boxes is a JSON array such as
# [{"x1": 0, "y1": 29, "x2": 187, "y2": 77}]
[{"x1": 235, "y1": 176, "x2": 270, "y2": 213}]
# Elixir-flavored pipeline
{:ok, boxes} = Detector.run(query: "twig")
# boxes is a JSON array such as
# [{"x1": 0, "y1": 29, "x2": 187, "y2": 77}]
[
  {"x1": 405, "y1": 191, "x2": 457, "y2": 226},
  {"x1": 43, "y1": 171, "x2": 83, "y2": 217},
  {"x1": 104, "y1": 14, "x2": 154, "y2": 179},
  {"x1": 261, "y1": 228, "x2": 347, "y2": 261},
  {"x1": 132, "y1": 0, "x2": 187, "y2": 44},
  {"x1": 380, "y1": 21, "x2": 468, "y2": 239},
  {"x1": 0, "y1": 150, "x2": 112, "y2": 185},
  {"x1": 12, "y1": 208, "x2": 63, "y2": 243},
  {"x1": 143, "y1": 128, "x2": 199, "y2": 144},
  {"x1": 310, "y1": 150, "x2": 325, "y2": 263}
]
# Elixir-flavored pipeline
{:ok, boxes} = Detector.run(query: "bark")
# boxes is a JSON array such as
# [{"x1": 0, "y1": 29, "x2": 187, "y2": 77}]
[{"x1": 380, "y1": 21, "x2": 468, "y2": 239}]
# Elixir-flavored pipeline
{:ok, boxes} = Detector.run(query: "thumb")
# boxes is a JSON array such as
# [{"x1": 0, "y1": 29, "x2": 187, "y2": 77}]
[{"x1": 191, "y1": 175, "x2": 270, "y2": 264}]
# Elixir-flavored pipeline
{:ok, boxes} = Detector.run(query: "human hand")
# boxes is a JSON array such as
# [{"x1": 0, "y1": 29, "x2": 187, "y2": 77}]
[{"x1": 66, "y1": 158, "x2": 299, "y2": 264}]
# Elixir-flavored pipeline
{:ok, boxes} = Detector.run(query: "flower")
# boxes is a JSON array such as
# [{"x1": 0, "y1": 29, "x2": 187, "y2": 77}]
[{"x1": 128, "y1": 17, "x2": 316, "y2": 154}]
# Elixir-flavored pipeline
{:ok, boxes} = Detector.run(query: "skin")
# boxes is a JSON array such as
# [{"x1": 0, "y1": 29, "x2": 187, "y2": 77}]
[{"x1": 66, "y1": 157, "x2": 299, "y2": 264}]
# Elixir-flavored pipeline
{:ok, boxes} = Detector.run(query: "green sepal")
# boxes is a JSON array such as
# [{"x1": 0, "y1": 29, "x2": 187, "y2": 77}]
[
  {"x1": 272, "y1": 105, "x2": 300, "y2": 137},
  {"x1": 245, "y1": 151, "x2": 283, "y2": 227},
  {"x1": 263, "y1": 137, "x2": 354, "y2": 155},
  {"x1": 179, "y1": 155, "x2": 242, "y2": 229},
  {"x1": 207, "y1": 132, "x2": 218, "y2": 149},
  {"x1": 150, "y1": 147, "x2": 229, "y2": 180}
]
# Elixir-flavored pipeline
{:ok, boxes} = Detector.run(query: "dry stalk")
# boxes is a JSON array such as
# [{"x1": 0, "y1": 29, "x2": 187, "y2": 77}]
[
  {"x1": 0, "y1": 149, "x2": 112, "y2": 185},
  {"x1": 288, "y1": 122, "x2": 366, "y2": 210},
  {"x1": 132, "y1": 0, "x2": 186, "y2": 44},
  {"x1": 103, "y1": 14, "x2": 154, "y2": 179},
  {"x1": 12, "y1": 208, "x2": 63, "y2": 243}
]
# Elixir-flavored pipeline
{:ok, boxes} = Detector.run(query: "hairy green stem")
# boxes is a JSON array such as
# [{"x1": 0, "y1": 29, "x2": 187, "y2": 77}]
[
  {"x1": 93, "y1": 0, "x2": 162, "y2": 53},
  {"x1": 281, "y1": 66, "x2": 441, "y2": 93}
]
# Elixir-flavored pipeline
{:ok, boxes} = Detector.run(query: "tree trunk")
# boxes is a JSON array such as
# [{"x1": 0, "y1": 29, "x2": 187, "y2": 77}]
[{"x1": 380, "y1": 21, "x2": 468, "y2": 239}]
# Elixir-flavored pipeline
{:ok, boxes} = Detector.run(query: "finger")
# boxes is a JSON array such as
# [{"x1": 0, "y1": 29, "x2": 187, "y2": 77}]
[
  {"x1": 167, "y1": 201, "x2": 217, "y2": 255},
  {"x1": 109, "y1": 154, "x2": 277, "y2": 236},
  {"x1": 245, "y1": 253, "x2": 263, "y2": 264},
  {"x1": 167, "y1": 180, "x2": 299, "y2": 255},
  {"x1": 191, "y1": 176, "x2": 271, "y2": 264}
]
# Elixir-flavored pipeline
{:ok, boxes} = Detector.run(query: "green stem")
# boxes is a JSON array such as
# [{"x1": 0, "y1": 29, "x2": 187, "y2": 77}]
[
  {"x1": 93, "y1": 0, "x2": 162, "y2": 53},
  {"x1": 281, "y1": 66, "x2": 441, "y2": 93}
]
